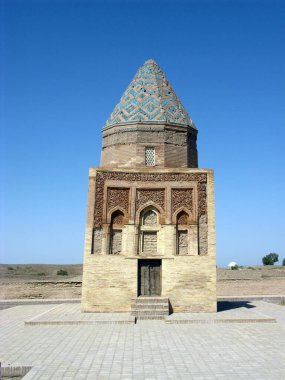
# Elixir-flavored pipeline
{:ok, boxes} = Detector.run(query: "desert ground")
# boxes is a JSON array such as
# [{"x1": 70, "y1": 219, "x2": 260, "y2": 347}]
[{"x1": 0, "y1": 264, "x2": 285, "y2": 299}]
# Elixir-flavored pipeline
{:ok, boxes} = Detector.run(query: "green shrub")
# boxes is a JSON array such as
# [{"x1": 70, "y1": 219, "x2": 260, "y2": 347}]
[
  {"x1": 280, "y1": 300, "x2": 285, "y2": 306},
  {"x1": 57, "y1": 269, "x2": 68, "y2": 276},
  {"x1": 7, "y1": 266, "x2": 14, "y2": 270},
  {"x1": 282, "y1": 258, "x2": 285, "y2": 266},
  {"x1": 262, "y1": 253, "x2": 279, "y2": 266},
  {"x1": 37, "y1": 272, "x2": 46, "y2": 276},
  {"x1": 231, "y1": 265, "x2": 238, "y2": 270}
]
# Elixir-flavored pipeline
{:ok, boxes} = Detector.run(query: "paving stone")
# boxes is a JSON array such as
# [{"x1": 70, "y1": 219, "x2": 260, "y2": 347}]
[{"x1": 0, "y1": 302, "x2": 285, "y2": 379}]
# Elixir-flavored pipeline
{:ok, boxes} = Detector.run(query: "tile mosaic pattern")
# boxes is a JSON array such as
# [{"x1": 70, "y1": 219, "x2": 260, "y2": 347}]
[{"x1": 105, "y1": 59, "x2": 195, "y2": 128}]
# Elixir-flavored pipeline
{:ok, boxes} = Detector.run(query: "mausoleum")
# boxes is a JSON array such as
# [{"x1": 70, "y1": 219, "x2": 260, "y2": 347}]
[{"x1": 81, "y1": 59, "x2": 216, "y2": 315}]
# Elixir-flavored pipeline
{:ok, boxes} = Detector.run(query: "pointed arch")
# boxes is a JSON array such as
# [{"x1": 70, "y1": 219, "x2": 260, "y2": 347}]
[
  {"x1": 141, "y1": 207, "x2": 158, "y2": 226},
  {"x1": 174, "y1": 207, "x2": 191, "y2": 255},
  {"x1": 173, "y1": 206, "x2": 192, "y2": 225},
  {"x1": 109, "y1": 209, "x2": 125, "y2": 255},
  {"x1": 107, "y1": 206, "x2": 127, "y2": 225},
  {"x1": 136, "y1": 202, "x2": 163, "y2": 225},
  {"x1": 138, "y1": 205, "x2": 161, "y2": 255},
  {"x1": 176, "y1": 210, "x2": 189, "y2": 225},
  {"x1": 111, "y1": 209, "x2": 124, "y2": 226}
]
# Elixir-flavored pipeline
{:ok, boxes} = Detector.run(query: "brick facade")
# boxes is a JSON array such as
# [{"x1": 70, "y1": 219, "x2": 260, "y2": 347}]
[{"x1": 81, "y1": 59, "x2": 216, "y2": 313}]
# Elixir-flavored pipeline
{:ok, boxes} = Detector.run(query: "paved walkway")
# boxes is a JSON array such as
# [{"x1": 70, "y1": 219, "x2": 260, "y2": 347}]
[
  {"x1": 25, "y1": 304, "x2": 135, "y2": 325},
  {"x1": 1, "y1": 301, "x2": 285, "y2": 379},
  {"x1": 23, "y1": 302, "x2": 276, "y2": 325}
]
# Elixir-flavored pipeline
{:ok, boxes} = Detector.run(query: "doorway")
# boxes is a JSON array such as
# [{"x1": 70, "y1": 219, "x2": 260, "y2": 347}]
[{"x1": 138, "y1": 259, "x2": 161, "y2": 296}]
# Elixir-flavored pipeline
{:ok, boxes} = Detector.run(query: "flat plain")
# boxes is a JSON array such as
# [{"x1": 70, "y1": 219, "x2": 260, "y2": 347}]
[{"x1": 1, "y1": 264, "x2": 285, "y2": 299}]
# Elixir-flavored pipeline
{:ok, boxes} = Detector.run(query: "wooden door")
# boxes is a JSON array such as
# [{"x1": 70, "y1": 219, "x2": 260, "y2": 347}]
[{"x1": 138, "y1": 260, "x2": 161, "y2": 296}]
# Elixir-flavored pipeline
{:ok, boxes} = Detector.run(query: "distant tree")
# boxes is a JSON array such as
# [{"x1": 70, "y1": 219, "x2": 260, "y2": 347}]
[
  {"x1": 57, "y1": 269, "x2": 68, "y2": 276},
  {"x1": 262, "y1": 253, "x2": 279, "y2": 266},
  {"x1": 282, "y1": 258, "x2": 285, "y2": 266}
]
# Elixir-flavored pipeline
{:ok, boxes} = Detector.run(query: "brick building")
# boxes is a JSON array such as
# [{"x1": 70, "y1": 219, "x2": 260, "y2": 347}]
[{"x1": 81, "y1": 59, "x2": 216, "y2": 314}]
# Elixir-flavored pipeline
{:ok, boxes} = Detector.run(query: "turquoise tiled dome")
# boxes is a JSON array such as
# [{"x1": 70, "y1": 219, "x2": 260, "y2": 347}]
[{"x1": 104, "y1": 59, "x2": 195, "y2": 129}]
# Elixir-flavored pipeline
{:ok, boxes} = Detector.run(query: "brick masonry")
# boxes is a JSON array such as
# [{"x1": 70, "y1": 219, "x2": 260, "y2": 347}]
[
  {"x1": 82, "y1": 59, "x2": 216, "y2": 313},
  {"x1": 81, "y1": 168, "x2": 216, "y2": 313}
]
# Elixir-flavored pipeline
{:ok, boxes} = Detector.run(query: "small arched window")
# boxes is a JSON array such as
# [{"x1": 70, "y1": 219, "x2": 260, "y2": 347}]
[
  {"x1": 176, "y1": 210, "x2": 189, "y2": 255},
  {"x1": 110, "y1": 210, "x2": 124, "y2": 255}
]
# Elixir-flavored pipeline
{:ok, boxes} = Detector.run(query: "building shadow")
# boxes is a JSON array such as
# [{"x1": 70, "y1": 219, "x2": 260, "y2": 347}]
[{"x1": 217, "y1": 301, "x2": 256, "y2": 312}]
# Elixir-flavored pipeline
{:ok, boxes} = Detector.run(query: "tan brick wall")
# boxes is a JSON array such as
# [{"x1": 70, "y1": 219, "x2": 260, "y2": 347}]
[
  {"x1": 101, "y1": 144, "x2": 137, "y2": 167},
  {"x1": 100, "y1": 123, "x2": 198, "y2": 168},
  {"x1": 164, "y1": 144, "x2": 188, "y2": 168},
  {"x1": 81, "y1": 167, "x2": 216, "y2": 313},
  {"x1": 82, "y1": 255, "x2": 216, "y2": 313},
  {"x1": 162, "y1": 256, "x2": 217, "y2": 312},
  {"x1": 81, "y1": 255, "x2": 137, "y2": 312},
  {"x1": 101, "y1": 143, "x2": 165, "y2": 168}
]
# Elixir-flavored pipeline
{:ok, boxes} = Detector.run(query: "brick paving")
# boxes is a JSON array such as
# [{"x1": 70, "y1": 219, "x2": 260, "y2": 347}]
[
  {"x1": 1, "y1": 301, "x2": 285, "y2": 379},
  {"x1": 25, "y1": 304, "x2": 135, "y2": 325},
  {"x1": 23, "y1": 302, "x2": 276, "y2": 325}
]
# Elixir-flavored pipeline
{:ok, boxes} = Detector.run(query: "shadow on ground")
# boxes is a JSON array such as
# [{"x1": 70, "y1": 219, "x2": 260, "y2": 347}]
[{"x1": 217, "y1": 301, "x2": 255, "y2": 312}]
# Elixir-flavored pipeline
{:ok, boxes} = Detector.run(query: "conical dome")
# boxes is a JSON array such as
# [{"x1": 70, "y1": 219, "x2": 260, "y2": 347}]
[
  {"x1": 101, "y1": 60, "x2": 198, "y2": 169},
  {"x1": 104, "y1": 59, "x2": 195, "y2": 129}
]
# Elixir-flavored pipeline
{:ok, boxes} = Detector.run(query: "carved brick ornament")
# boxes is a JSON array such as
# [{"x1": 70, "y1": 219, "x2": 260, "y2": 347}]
[
  {"x1": 107, "y1": 188, "x2": 130, "y2": 214},
  {"x1": 93, "y1": 171, "x2": 207, "y2": 227},
  {"x1": 198, "y1": 183, "x2": 207, "y2": 216},
  {"x1": 172, "y1": 189, "x2": 193, "y2": 215},
  {"x1": 136, "y1": 189, "x2": 165, "y2": 212}
]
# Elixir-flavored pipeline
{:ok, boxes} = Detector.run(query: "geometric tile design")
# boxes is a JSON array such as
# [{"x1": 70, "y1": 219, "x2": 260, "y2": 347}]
[{"x1": 105, "y1": 59, "x2": 195, "y2": 128}]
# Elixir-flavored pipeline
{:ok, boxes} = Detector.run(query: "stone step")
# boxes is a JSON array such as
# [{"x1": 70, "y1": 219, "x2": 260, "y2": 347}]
[
  {"x1": 132, "y1": 304, "x2": 169, "y2": 310},
  {"x1": 131, "y1": 311, "x2": 169, "y2": 318},
  {"x1": 135, "y1": 315, "x2": 165, "y2": 320},
  {"x1": 131, "y1": 297, "x2": 170, "y2": 320},
  {"x1": 131, "y1": 297, "x2": 168, "y2": 304},
  {"x1": 131, "y1": 309, "x2": 169, "y2": 315}
]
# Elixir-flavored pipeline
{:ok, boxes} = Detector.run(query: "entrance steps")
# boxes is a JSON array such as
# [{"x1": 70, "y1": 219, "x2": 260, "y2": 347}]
[{"x1": 131, "y1": 297, "x2": 169, "y2": 320}]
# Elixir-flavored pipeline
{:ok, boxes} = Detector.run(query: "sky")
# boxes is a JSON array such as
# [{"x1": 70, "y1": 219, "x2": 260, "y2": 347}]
[{"x1": 1, "y1": 0, "x2": 285, "y2": 266}]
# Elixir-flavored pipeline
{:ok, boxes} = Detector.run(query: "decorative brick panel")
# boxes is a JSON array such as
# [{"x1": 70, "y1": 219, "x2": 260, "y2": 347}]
[
  {"x1": 93, "y1": 171, "x2": 207, "y2": 227},
  {"x1": 136, "y1": 189, "x2": 165, "y2": 211},
  {"x1": 172, "y1": 189, "x2": 193, "y2": 214},
  {"x1": 107, "y1": 188, "x2": 129, "y2": 214},
  {"x1": 198, "y1": 182, "x2": 207, "y2": 216}
]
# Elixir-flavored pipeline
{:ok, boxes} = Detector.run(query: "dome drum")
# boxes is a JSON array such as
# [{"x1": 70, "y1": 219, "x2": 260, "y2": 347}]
[{"x1": 100, "y1": 122, "x2": 198, "y2": 168}]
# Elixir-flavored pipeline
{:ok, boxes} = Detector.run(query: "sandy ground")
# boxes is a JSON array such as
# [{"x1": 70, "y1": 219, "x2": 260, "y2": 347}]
[{"x1": 0, "y1": 264, "x2": 285, "y2": 299}]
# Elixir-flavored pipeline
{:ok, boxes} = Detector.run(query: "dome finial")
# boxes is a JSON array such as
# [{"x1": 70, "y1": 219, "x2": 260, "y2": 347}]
[{"x1": 144, "y1": 58, "x2": 157, "y2": 65}]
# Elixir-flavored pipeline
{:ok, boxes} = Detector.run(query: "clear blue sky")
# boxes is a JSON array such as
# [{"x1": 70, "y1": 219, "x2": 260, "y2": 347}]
[{"x1": 1, "y1": 0, "x2": 284, "y2": 266}]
